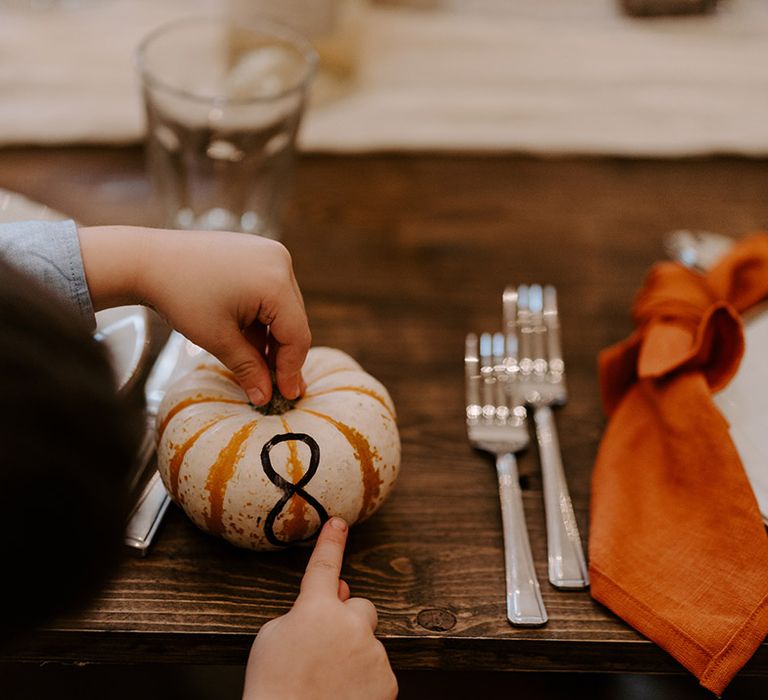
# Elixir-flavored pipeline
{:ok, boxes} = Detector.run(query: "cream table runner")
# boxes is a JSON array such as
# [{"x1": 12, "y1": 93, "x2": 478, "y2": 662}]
[{"x1": 1, "y1": 0, "x2": 768, "y2": 155}]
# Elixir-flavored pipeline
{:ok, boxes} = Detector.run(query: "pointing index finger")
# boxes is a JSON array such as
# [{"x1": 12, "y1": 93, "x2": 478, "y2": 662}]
[{"x1": 299, "y1": 518, "x2": 348, "y2": 600}]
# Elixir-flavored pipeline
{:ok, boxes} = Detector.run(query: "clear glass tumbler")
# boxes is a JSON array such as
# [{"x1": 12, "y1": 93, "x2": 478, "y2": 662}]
[{"x1": 136, "y1": 17, "x2": 317, "y2": 239}]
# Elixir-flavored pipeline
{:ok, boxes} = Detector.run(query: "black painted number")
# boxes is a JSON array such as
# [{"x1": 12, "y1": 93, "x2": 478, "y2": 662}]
[{"x1": 261, "y1": 433, "x2": 328, "y2": 547}]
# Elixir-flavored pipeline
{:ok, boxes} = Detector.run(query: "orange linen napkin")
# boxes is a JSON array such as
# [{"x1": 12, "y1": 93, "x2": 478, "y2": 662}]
[{"x1": 590, "y1": 233, "x2": 768, "y2": 695}]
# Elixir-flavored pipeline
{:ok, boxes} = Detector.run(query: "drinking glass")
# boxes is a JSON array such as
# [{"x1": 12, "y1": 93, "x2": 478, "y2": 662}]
[{"x1": 136, "y1": 17, "x2": 317, "y2": 239}]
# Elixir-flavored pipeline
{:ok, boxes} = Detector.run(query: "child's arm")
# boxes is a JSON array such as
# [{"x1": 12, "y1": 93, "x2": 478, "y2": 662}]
[
  {"x1": 78, "y1": 226, "x2": 310, "y2": 406},
  {"x1": 11, "y1": 223, "x2": 392, "y2": 696},
  {"x1": 242, "y1": 518, "x2": 398, "y2": 700}
]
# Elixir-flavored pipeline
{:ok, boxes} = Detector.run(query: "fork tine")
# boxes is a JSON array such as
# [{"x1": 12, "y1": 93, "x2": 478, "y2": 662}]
[
  {"x1": 517, "y1": 284, "x2": 534, "y2": 375},
  {"x1": 479, "y1": 332, "x2": 495, "y2": 420},
  {"x1": 465, "y1": 332, "x2": 479, "y2": 376},
  {"x1": 464, "y1": 333, "x2": 481, "y2": 418},
  {"x1": 502, "y1": 286, "x2": 519, "y2": 375},
  {"x1": 543, "y1": 285, "x2": 564, "y2": 377},
  {"x1": 479, "y1": 331, "x2": 493, "y2": 366},
  {"x1": 502, "y1": 286, "x2": 517, "y2": 334},
  {"x1": 492, "y1": 332, "x2": 510, "y2": 419},
  {"x1": 528, "y1": 283, "x2": 547, "y2": 375},
  {"x1": 492, "y1": 330, "x2": 506, "y2": 366}
]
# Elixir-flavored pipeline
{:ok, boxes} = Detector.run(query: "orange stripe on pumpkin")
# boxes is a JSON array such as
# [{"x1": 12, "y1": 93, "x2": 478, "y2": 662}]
[
  {"x1": 305, "y1": 365, "x2": 354, "y2": 389},
  {"x1": 204, "y1": 421, "x2": 258, "y2": 536},
  {"x1": 168, "y1": 417, "x2": 226, "y2": 500},
  {"x1": 303, "y1": 386, "x2": 395, "y2": 422},
  {"x1": 157, "y1": 395, "x2": 246, "y2": 439},
  {"x1": 199, "y1": 365, "x2": 239, "y2": 383},
  {"x1": 299, "y1": 408, "x2": 382, "y2": 521},
  {"x1": 279, "y1": 417, "x2": 309, "y2": 542}
]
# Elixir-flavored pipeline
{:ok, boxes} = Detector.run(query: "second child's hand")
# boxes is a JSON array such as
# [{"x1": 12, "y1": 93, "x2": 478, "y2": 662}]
[{"x1": 242, "y1": 518, "x2": 398, "y2": 700}]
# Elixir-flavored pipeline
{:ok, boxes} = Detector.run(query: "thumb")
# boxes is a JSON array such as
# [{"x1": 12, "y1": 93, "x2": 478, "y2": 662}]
[{"x1": 213, "y1": 328, "x2": 272, "y2": 406}]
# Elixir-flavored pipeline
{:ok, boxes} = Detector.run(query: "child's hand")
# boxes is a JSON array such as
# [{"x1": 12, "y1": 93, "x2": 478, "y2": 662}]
[
  {"x1": 79, "y1": 226, "x2": 311, "y2": 406},
  {"x1": 242, "y1": 518, "x2": 398, "y2": 700}
]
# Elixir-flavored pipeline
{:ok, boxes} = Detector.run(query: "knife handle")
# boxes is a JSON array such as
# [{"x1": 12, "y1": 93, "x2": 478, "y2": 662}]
[
  {"x1": 124, "y1": 470, "x2": 171, "y2": 557},
  {"x1": 125, "y1": 418, "x2": 156, "y2": 497},
  {"x1": 123, "y1": 331, "x2": 192, "y2": 555}
]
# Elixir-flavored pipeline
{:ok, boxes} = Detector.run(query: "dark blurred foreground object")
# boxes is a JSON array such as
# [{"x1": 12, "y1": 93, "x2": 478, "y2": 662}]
[
  {"x1": 621, "y1": 0, "x2": 717, "y2": 16},
  {"x1": 0, "y1": 258, "x2": 140, "y2": 644}
]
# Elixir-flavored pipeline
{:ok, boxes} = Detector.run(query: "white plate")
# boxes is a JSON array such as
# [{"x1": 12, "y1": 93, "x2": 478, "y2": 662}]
[
  {"x1": 714, "y1": 303, "x2": 768, "y2": 523},
  {"x1": 0, "y1": 187, "x2": 150, "y2": 391},
  {"x1": 93, "y1": 306, "x2": 151, "y2": 392}
]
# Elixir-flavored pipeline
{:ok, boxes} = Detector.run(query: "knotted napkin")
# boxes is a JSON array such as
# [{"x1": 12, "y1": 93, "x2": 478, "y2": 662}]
[{"x1": 590, "y1": 233, "x2": 768, "y2": 695}]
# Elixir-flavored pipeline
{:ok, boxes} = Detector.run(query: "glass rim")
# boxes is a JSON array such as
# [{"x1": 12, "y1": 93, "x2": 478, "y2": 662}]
[{"x1": 135, "y1": 15, "x2": 319, "y2": 106}]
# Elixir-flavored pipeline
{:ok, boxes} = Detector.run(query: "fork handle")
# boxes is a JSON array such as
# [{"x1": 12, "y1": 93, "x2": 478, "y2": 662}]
[
  {"x1": 533, "y1": 406, "x2": 590, "y2": 589},
  {"x1": 496, "y1": 453, "x2": 548, "y2": 626}
]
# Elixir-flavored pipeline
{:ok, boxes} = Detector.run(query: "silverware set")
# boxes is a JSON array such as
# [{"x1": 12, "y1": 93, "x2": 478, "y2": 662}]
[
  {"x1": 465, "y1": 284, "x2": 589, "y2": 627},
  {"x1": 124, "y1": 330, "x2": 197, "y2": 556}
]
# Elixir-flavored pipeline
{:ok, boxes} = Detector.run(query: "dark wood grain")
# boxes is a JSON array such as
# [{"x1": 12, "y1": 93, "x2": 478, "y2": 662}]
[{"x1": 2, "y1": 149, "x2": 768, "y2": 674}]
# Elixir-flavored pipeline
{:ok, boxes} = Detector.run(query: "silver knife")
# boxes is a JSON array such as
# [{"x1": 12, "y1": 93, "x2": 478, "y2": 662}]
[
  {"x1": 124, "y1": 330, "x2": 197, "y2": 555},
  {"x1": 664, "y1": 229, "x2": 734, "y2": 273}
]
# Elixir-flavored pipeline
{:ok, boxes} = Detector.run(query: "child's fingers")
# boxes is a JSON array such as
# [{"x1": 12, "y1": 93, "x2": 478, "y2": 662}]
[
  {"x1": 338, "y1": 579, "x2": 351, "y2": 602},
  {"x1": 269, "y1": 293, "x2": 311, "y2": 400},
  {"x1": 212, "y1": 325, "x2": 272, "y2": 406},
  {"x1": 344, "y1": 597, "x2": 378, "y2": 631},
  {"x1": 299, "y1": 518, "x2": 348, "y2": 600}
]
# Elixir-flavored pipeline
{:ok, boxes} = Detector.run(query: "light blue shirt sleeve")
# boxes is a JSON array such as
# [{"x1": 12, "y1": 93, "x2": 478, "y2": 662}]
[{"x1": 0, "y1": 219, "x2": 95, "y2": 329}]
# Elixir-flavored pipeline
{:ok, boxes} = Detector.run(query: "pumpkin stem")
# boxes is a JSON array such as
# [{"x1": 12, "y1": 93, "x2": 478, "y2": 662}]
[{"x1": 250, "y1": 371, "x2": 298, "y2": 416}]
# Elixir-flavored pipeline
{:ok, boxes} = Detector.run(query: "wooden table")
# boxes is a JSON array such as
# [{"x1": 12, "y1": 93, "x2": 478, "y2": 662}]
[{"x1": 2, "y1": 149, "x2": 768, "y2": 676}]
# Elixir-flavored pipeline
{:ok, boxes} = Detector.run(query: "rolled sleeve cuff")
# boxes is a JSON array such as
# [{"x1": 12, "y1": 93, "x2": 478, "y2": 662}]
[{"x1": 0, "y1": 219, "x2": 96, "y2": 329}]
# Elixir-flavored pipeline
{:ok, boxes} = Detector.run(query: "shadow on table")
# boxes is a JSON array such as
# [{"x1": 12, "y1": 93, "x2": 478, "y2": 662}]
[{"x1": 1, "y1": 665, "x2": 765, "y2": 699}]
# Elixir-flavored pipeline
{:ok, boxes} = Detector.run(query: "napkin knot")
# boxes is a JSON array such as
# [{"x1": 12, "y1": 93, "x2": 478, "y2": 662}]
[{"x1": 600, "y1": 260, "x2": 745, "y2": 415}]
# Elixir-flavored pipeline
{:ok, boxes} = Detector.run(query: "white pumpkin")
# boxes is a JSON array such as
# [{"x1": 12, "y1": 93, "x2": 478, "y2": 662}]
[{"x1": 156, "y1": 347, "x2": 400, "y2": 550}]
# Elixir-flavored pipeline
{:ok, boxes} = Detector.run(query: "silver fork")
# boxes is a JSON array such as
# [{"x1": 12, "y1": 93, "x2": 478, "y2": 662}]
[
  {"x1": 504, "y1": 284, "x2": 589, "y2": 590},
  {"x1": 465, "y1": 331, "x2": 548, "y2": 626}
]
